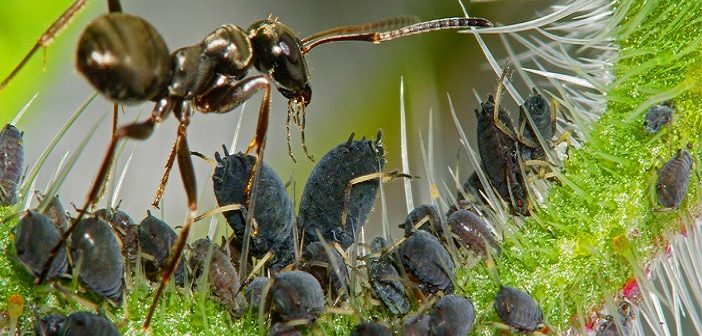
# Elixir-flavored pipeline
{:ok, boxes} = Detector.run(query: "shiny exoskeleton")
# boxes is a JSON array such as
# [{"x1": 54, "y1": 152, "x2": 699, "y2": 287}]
[
  {"x1": 518, "y1": 89, "x2": 556, "y2": 162},
  {"x1": 493, "y1": 285, "x2": 545, "y2": 333},
  {"x1": 368, "y1": 237, "x2": 409, "y2": 315},
  {"x1": 298, "y1": 132, "x2": 385, "y2": 249},
  {"x1": 643, "y1": 101, "x2": 674, "y2": 134},
  {"x1": 430, "y1": 294, "x2": 476, "y2": 336},
  {"x1": 398, "y1": 230, "x2": 454, "y2": 296},
  {"x1": 447, "y1": 208, "x2": 500, "y2": 256},
  {"x1": 350, "y1": 321, "x2": 393, "y2": 336},
  {"x1": 137, "y1": 211, "x2": 187, "y2": 286},
  {"x1": 596, "y1": 301, "x2": 636, "y2": 336},
  {"x1": 656, "y1": 149, "x2": 693, "y2": 209},
  {"x1": 213, "y1": 149, "x2": 294, "y2": 272},
  {"x1": 0, "y1": 124, "x2": 23, "y2": 206},
  {"x1": 189, "y1": 238, "x2": 246, "y2": 317},
  {"x1": 70, "y1": 217, "x2": 124, "y2": 304},
  {"x1": 403, "y1": 314, "x2": 431, "y2": 336},
  {"x1": 476, "y1": 95, "x2": 529, "y2": 215},
  {"x1": 298, "y1": 241, "x2": 349, "y2": 298},
  {"x1": 13, "y1": 211, "x2": 68, "y2": 280},
  {"x1": 34, "y1": 311, "x2": 119, "y2": 336},
  {"x1": 270, "y1": 271, "x2": 325, "y2": 324}
]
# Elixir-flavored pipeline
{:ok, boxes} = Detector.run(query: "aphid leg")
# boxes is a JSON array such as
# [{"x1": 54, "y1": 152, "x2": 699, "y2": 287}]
[
  {"x1": 340, "y1": 170, "x2": 414, "y2": 227},
  {"x1": 0, "y1": 0, "x2": 89, "y2": 91},
  {"x1": 492, "y1": 68, "x2": 518, "y2": 141},
  {"x1": 144, "y1": 107, "x2": 196, "y2": 329},
  {"x1": 37, "y1": 100, "x2": 172, "y2": 285}
]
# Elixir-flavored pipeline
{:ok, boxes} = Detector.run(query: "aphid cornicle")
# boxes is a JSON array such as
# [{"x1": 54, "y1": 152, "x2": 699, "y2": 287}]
[
  {"x1": 189, "y1": 238, "x2": 246, "y2": 317},
  {"x1": 298, "y1": 131, "x2": 385, "y2": 250},
  {"x1": 212, "y1": 148, "x2": 295, "y2": 272},
  {"x1": 430, "y1": 294, "x2": 476, "y2": 336},
  {"x1": 643, "y1": 101, "x2": 674, "y2": 134},
  {"x1": 367, "y1": 236, "x2": 409, "y2": 315},
  {"x1": 0, "y1": 124, "x2": 24, "y2": 206},
  {"x1": 656, "y1": 149, "x2": 693, "y2": 209},
  {"x1": 70, "y1": 217, "x2": 124, "y2": 304},
  {"x1": 493, "y1": 285, "x2": 545, "y2": 333},
  {"x1": 476, "y1": 95, "x2": 529, "y2": 215},
  {"x1": 13, "y1": 210, "x2": 68, "y2": 280}
]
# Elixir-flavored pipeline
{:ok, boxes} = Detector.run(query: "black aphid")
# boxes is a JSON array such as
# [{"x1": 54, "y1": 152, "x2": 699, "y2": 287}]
[
  {"x1": 270, "y1": 271, "x2": 325, "y2": 323},
  {"x1": 298, "y1": 241, "x2": 349, "y2": 298},
  {"x1": 350, "y1": 321, "x2": 392, "y2": 336},
  {"x1": 493, "y1": 285, "x2": 544, "y2": 333},
  {"x1": 430, "y1": 294, "x2": 476, "y2": 336},
  {"x1": 518, "y1": 89, "x2": 555, "y2": 162},
  {"x1": 298, "y1": 131, "x2": 385, "y2": 249},
  {"x1": 596, "y1": 301, "x2": 636, "y2": 336},
  {"x1": 35, "y1": 311, "x2": 119, "y2": 336},
  {"x1": 213, "y1": 148, "x2": 295, "y2": 272},
  {"x1": 0, "y1": 124, "x2": 23, "y2": 206},
  {"x1": 190, "y1": 238, "x2": 246, "y2": 317},
  {"x1": 269, "y1": 322, "x2": 303, "y2": 336},
  {"x1": 403, "y1": 314, "x2": 430, "y2": 336},
  {"x1": 447, "y1": 208, "x2": 500, "y2": 256},
  {"x1": 95, "y1": 207, "x2": 138, "y2": 262},
  {"x1": 13, "y1": 211, "x2": 67, "y2": 280},
  {"x1": 476, "y1": 95, "x2": 529, "y2": 215},
  {"x1": 368, "y1": 237, "x2": 409, "y2": 315},
  {"x1": 399, "y1": 204, "x2": 443, "y2": 236},
  {"x1": 137, "y1": 211, "x2": 187, "y2": 286},
  {"x1": 656, "y1": 149, "x2": 693, "y2": 209},
  {"x1": 643, "y1": 101, "x2": 674, "y2": 134},
  {"x1": 398, "y1": 230, "x2": 454, "y2": 296},
  {"x1": 246, "y1": 276, "x2": 271, "y2": 313},
  {"x1": 70, "y1": 217, "x2": 124, "y2": 304}
]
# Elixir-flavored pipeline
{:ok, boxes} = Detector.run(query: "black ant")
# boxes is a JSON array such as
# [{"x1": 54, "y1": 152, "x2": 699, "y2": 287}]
[{"x1": 10, "y1": 0, "x2": 492, "y2": 329}]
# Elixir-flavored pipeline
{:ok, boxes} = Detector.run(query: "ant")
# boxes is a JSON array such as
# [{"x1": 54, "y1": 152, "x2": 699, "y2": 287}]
[{"x1": 8, "y1": 0, "x2": 493, "y2": 329}]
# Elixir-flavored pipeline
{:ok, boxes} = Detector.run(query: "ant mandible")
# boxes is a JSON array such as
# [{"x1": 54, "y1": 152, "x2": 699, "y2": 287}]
[{"x1": 9, "y1": 0, "x2": 492, "y2": 329}]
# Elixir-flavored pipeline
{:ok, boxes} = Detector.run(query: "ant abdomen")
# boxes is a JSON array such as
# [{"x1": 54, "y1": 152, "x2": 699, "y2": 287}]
[{"x1": 77, "y1": 13, "x2": 171, "y2": 103}]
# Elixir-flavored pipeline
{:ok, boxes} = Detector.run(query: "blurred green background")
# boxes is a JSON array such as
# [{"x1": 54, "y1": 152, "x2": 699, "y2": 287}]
[{"x1": 0, "y1": 0, "x2": 548, "y2": 240}]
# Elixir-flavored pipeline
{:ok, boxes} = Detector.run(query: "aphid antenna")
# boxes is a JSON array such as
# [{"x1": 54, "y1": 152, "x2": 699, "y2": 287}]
[
  {"x1": 36, "y1": 113, "x2": 107, "y2": 215},
  {"x1": 109, "y1": 144, "x2": 137, "y2": 209},
  {"x1": 229, "y1": 102, "x2": 247, "y2": 154},
  {"x1": 399, "y1": 77, "x2": 414, "y2": 213},
  {"x1": 18, "y1": 92, "x2": 97, "y2": 207}
]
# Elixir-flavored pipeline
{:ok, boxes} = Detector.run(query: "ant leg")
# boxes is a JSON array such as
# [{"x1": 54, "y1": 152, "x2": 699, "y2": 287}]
[
  {"x1": 37, "y1": 99, "x2": 173, "y2": 285},
  {"x1": 286, "y1": 104, "x2": 297, "y2": 163},
  {"x1": 0, "y1": 0, "x2": 88, "y2": 91},
  {"x1": 92, "y1": 103, "x2": 122, "y2": 209},
  {"x1": 144, "y1": 111, "x2": 196, "y2": 329},
  {"x1": 300, "y1": 107, "x2": 315, "y2": 161},
  {"x1": 107, "y1": 0, "x2": 122, "y2": 12},
  {"x1": 151, "y1": 140, "x2": 179, "y2": 208}
]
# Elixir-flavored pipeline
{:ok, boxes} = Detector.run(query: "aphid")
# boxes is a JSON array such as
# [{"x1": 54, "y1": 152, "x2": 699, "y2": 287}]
[
  {"x1": 136, "y1": 211, "x2": 187, "y2": 286},
  {"x1": 298, "y1": 132, "x2": 385, "y2": 249},
  {"x1": 430, "y1": 294, "x2": 476, "y2": 336},
  {"x1": 270, "y1": 271, "x2": 325, "y2": 323},
  {"x1": 70, "y1": 217, "x2": 124, "y2": 304},
  {"x1": 656, "y1": 149, "x2": 693, "y2": 209},
  {"x1": 447, "y1": 208, "x2": 500, "y2": 256},
  {"x1": 596, "y1": 301, "x2": 636, "y2": 336},
  {"x1": 476, "y1": 95, "x2": 529, "y2": 215},
  {"x1": 350, "y1": 321, "x2": 393, "y2": 336},
  {"x1": 493, "y1": 285, "x2": 545, "y2": 333},
  {"x1": 403, "y1": 314, "x2": 430, "y2": 336},
  {"x1": 459, "y1": 171, "x2": 484, "y2": 203},
  {"x1": 399, "y1": 204, "x2": 443, "y2": 236},
  {"x1": 189, "y1": 238, "x2": 246, "y2": 317},
  {"x1": 397, "y1": 230, "x2": 454, "y2": 296},
  {"x1": 30, "y1": 0, "x2": 492, "y2": 327},
  {"x1": 367, "y1": 237, "x2": 409, "y2": 315},
  {"x1": 518, "y1": 88, "x2": 556, "y2": 162},
  {"x1": 298, "y1": 241, "x2": 349, "y2": 298},
  {"x1": 34, "y1": 311, "x2": 119, "y2": 336},
  {"x1": 643, "y1": 101, "x2": 674, "y2": 134},
  {"x1": 0, "y1": 124, "x2": 24, "y2": 206},
  {"x1": 213, "y1": 148, "x2": 295, "y2": 272},
  {"x1": 13, "y1": 210, "x2": 67, "y2": 280},
  {"x1": 269, "y1": 321, "x2": 303, "y2": 336},
  {"x1": 246, "y1": 276, "x2": 271, "y2": 313},
  {"x1": 96, "y1": 207, "x2": 139, "y2": 262}
]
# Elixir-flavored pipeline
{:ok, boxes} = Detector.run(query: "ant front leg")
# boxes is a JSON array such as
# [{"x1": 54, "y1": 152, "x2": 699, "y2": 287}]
[{"x1": 37, "y1": 98, "x2": 172, "y2": 285}]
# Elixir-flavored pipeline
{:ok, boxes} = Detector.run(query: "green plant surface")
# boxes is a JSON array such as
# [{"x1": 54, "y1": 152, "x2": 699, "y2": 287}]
[{"x1": 2, "y1": 0, "x2": 702, "y2": 335}]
